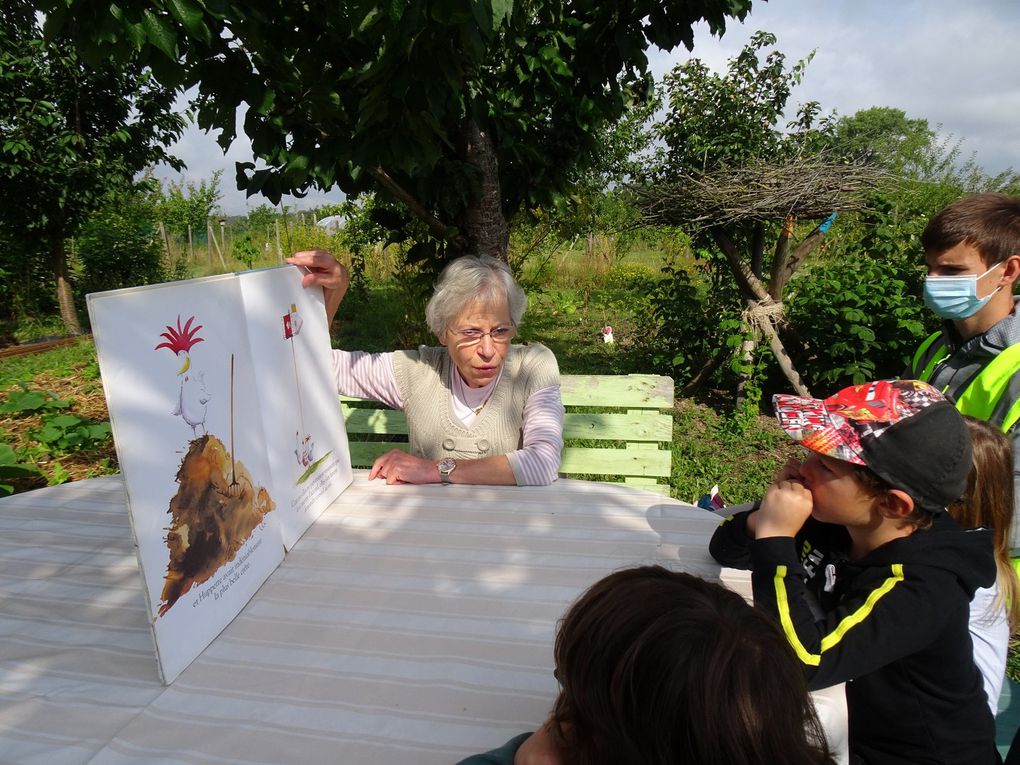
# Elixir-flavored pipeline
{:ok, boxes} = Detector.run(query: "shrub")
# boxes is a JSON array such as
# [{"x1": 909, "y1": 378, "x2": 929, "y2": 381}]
[
  {"x1": 74, "y1": 192, "x2": 166, "y2": 300},
  {"x1": 785, "y1": 251, "x2": 932, "y2": 389},
  {"x1": 644, "y1": 261, "x2": 743, "y2": 388},
  {"x1": 231, "y1": 234, "x2": 260, "y2": 268}
]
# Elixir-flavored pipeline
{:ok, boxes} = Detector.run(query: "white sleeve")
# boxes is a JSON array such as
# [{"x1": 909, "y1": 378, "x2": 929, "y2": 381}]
[
  {"x1": 505, "y1": 385, "x2": 564, "y2": 486},
  {"x1": 331, "y1": 350, "x2": 404, "y2": 410},
  {"x1": 968, "y1": 583, "x2": 1009, "y2": 716}
]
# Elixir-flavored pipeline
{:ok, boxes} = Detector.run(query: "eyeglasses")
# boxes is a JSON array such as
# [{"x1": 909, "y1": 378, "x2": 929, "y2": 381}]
[{"x1": 449, "y1": 326, "x2": 516, "y2": 347}]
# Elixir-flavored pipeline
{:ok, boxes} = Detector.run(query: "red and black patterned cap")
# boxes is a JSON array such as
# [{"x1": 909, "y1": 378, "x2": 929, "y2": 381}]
[{"x1": 773, "y1": 380, "x2": 971, "y2": 512}]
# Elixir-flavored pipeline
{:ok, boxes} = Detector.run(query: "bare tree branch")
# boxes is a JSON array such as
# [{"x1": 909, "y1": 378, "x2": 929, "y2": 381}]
[
  {"x1": 366, "y1": 166, "x2": 464, "y2": 247},
  {"x1": 633, "y1": 158, "x2": 886, "y2": 229},
  {"x1": 710, "y1": 227, "x2": 769, "y2": 302}
]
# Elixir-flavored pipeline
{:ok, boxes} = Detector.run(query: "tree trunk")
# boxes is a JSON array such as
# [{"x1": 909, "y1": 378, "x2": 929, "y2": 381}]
[
  {"x1": 460, "y1": 120, "x2": 509, "y2": 261},
  {"x1": 734, "y1": 329, "x2": 758, "y2": 409},
  {"x1": 747, "y1": 297, "x2": 812, "y2": 396},
  {"x1": 49, "y1": 229, "x2": 82, "y2": 336},
  {"x1": 772, "y1": 219, "x2": 832, "y2": 297},
  {"x1": 757, "y1": 312, "x2": 811, "y2": 397},
  {"x1": 681, "y1": 348, "x2": 729, "y2": 398},
  {"x1": 750, "y1": 221, "x2": 765, "y2": 279},
  {"x1": 710, "y1": 227, "x2": 769, "y2": 303},
  {"x1": 768, "y1": 215, "x2": 795, "y2": 301}
]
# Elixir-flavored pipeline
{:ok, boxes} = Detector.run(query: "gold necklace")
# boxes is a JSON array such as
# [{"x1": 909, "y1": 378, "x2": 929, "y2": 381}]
[{"x1": 472, "y1": 394, "x2": 492, "y2": 415}]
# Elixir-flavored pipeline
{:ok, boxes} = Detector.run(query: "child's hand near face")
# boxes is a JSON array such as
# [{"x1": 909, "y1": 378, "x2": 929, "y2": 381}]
[
  {"x1": 754, "y1": 462, "x2": 813, "y2": 540},
  {"x1": 776, "y1": 456, "x2": 804, "y2": 483}
]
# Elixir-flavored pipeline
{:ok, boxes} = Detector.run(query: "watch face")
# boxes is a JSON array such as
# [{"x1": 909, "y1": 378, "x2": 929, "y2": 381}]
[{"x1": 438, "y1": 458, "x2": 456, "y2": 473}]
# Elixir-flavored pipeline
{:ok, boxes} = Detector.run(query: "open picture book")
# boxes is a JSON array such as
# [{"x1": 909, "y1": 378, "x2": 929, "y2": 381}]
[{"x1": 88, "y1": 265, "x2": 353, "y2": 683}]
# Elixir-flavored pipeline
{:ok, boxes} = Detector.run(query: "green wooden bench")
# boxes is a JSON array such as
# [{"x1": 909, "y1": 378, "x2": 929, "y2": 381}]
[{"x1": 340, "y1": 373, "x2": 675, "y2": 495}]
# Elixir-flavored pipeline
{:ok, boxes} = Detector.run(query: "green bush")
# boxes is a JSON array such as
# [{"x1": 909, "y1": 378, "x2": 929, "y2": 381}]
[
  {"x1": 645, "y1": 262, "x2": 742, "y2": 388},
  {"x1": 786, "y1": 251, "x2": 932, "y2": 389},
  {"x1": 232, "y1": 234, "x2": 260, "y2": 268},
  {"x1": 74, "y1": 193, "x2": 166, "y2": 300}
]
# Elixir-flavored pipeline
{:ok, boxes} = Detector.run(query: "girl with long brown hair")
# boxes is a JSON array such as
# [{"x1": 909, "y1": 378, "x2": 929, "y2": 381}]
[{"x1": 950, "y1": 416, "x2": 1019, "y2": 714}]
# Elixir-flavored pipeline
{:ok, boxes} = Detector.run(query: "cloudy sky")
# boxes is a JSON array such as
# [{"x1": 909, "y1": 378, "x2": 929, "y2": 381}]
[{"x1": 155, "y1": 0, "x2": 1020, "y2": 215}]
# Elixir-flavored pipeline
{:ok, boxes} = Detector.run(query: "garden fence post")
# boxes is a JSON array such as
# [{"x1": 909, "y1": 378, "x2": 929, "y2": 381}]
[
  {"x1": 157, "y1": 221, "x2": 172, "y2": 263},
  {"x1": 208, "y1": 220, "x2": 227, "y2": 269}
]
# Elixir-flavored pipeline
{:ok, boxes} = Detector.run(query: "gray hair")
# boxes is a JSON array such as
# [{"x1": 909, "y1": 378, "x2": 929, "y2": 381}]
[{"x1": 425, "y1": 255, "x2": 527, "y2": 336}]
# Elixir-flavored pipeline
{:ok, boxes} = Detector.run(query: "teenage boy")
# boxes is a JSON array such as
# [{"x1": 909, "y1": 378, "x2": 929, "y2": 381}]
[
  {"x1": 710, "y1": 379, "x2": 998, "y2": 765},
  {"x1": 909, "y1": 192, "x2": 1020, "y2": 548}
]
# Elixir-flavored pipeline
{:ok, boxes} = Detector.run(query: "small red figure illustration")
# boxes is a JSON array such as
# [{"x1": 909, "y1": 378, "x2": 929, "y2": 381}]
[{"x1": 284, "y1": 303, "x2": 314, "y2": 471}]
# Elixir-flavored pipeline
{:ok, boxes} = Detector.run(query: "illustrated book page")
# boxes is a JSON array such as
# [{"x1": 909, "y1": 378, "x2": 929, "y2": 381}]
[
  {"x1": 87, "y1": 265, "x2": 351, "y2": 683},
  {"x1": 237, "y1": 266, "x2": 353, "y2": 548}
]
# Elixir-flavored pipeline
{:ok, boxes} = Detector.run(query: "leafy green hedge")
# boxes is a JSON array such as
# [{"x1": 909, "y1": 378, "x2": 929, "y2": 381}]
[{"x1": 786, "y1": 251, "x2": 933, "y2": 389}]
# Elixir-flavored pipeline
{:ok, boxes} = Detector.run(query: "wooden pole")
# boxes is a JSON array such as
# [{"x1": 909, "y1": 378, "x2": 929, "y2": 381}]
[
  {"x1": 209, "y1": 219, "x2": 227, "y2": 270},
  {"x1": 157, "y1": 221, "x2": 172, "y2": 262},
  {"x1": 275, "y1": 220, "x2": 284, "y2": 261},
  {"x1": 187, "y1": 224, "x2": 194, "y2": 262}
]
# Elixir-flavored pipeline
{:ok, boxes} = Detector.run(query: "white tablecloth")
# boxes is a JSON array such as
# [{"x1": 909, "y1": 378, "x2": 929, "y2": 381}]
[{"x1": 0, "y1": 473, "x2": 845, "y2": 764}]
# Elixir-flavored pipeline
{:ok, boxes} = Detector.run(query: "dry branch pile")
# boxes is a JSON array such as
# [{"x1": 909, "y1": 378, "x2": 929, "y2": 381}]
[{"x1": 634, "y1": 159, "x2": 888, "y2": 228}]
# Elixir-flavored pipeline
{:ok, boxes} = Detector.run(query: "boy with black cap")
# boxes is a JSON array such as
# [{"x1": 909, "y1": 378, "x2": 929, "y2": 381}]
[{"x1": 710, "y1": 379, "x2": 999, "y2": 764}]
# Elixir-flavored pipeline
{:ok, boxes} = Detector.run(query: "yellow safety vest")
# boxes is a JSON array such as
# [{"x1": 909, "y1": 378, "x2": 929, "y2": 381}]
[{"x1": 911, "y1": 331, "x2": 1020, "y2": 433}]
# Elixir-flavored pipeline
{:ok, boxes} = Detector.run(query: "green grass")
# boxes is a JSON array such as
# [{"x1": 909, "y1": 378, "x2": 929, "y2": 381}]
[
  {"x1": 671, "y1": 399, "x2": 796, "y2": 505},
  {"x1": 0, "y1": 338, "x2": 98, "y2": 392}
]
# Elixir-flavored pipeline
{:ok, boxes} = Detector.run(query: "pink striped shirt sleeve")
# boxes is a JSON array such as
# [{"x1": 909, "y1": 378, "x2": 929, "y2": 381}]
[
  {"x1": 506, "y1": 385, "x2": 564, "y2": 486},
  {"x1": 331, "y1": 350, "x2": 404, "y2": 409},
  {"x1": 331, "y1": 349, "x2": 564, "y2": 486}
]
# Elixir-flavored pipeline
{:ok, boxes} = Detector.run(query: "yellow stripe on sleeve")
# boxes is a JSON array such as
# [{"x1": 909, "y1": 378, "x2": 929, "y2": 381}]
[
  {"x1": 774, "y1": 565, "x2": 820, "y2": 666},
  {"x1": 773, "y1": 563, "x2": 906, "y2": 668}
]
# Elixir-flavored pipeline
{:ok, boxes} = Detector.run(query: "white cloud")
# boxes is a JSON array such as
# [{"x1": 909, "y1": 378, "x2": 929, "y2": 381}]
[{"x1": 651, "y1": 0, "x2": 1020, "y2": 175}]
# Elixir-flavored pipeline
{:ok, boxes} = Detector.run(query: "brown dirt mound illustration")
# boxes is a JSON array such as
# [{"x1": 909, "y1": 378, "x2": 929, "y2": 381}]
[{"x1": 158, "y1": 434, "x2": 274, "y2": 616}]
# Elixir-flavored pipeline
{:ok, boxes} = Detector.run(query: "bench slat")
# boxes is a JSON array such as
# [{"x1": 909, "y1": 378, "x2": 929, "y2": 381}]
[
  {"x1": 343, "y1": 408, "x2": 672, "y2": 443},
  {"x1": 560, "y1": 374, "x2": 673, "y2": 409},
  {"x1": 564, "y1": 413, "x2": 671, "y2": 441},
  {"x1": 347, "y1": 443, "x2": 671, "y2": 479},
  {"x1": 559, "y1": 447, "x2": 671, "y2": 478}
]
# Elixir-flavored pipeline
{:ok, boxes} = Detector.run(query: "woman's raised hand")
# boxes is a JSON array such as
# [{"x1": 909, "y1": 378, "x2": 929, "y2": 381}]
[{"x1": 286, "y1": 249, "x2": 350, "y2": 322}]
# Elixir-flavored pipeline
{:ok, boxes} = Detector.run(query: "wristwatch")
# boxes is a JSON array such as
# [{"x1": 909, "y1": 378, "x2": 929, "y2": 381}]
[{"x1": 437, "y1": 457, "x2": 457, "y2": 484}]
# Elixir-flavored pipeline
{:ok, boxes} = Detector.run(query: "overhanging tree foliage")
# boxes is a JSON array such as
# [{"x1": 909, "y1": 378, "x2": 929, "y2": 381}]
[
  {"x1": 637, "y1": 32, "x2": 883, "y2": 399},
  {"x1": 0, "y1": 1, "x2": 184, "y2": 335},
  {"x1": 41, "y1": 0, "x2": 753, "y2": 264}
]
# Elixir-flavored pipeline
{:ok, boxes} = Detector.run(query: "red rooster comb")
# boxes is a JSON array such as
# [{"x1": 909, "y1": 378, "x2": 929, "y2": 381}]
[{"x1": 155, "y1": 315, "x2": 205, "y2": 355}]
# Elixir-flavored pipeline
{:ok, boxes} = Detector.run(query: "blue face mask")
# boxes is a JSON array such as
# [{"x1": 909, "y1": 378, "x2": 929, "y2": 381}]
[{"x1": 923, "y1": 264, "x2": 1003, "y2": 320}]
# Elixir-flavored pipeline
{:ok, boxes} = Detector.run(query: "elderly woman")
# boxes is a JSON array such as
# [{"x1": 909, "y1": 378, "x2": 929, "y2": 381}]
[{"x1": 286, "y1": 250, "x2": 564, "y2": 486}]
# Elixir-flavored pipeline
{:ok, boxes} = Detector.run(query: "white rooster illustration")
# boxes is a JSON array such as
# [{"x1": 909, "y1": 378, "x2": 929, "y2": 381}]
[{"x1": 155, "y1": 315, "x2": 210, "y2": 436}]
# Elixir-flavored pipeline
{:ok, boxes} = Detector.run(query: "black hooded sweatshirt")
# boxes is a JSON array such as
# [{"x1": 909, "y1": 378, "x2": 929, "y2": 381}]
[{"x1": 710, "y1": 510, "x2": 999, "y2": 765}]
